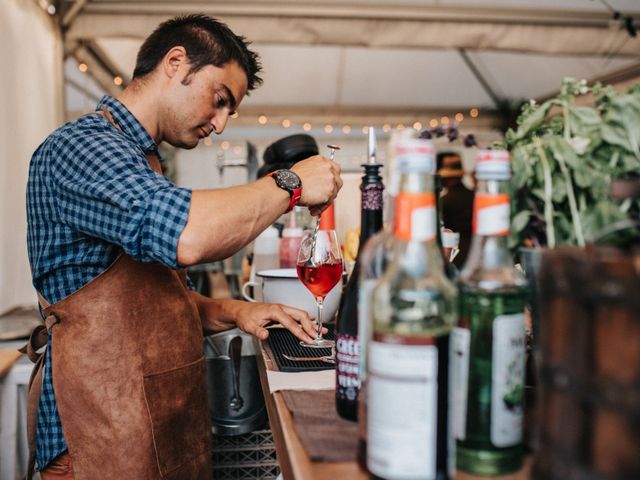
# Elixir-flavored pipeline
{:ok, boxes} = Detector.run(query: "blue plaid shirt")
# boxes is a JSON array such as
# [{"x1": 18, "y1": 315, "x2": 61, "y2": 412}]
[{"x1": 26, "y1": 96, "x2": 192, "y2": 470}]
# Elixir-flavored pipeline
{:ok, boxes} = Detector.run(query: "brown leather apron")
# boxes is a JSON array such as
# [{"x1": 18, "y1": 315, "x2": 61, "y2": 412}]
[{"x1": 21, "y1": 108, "x2": 212, "y2": 479}]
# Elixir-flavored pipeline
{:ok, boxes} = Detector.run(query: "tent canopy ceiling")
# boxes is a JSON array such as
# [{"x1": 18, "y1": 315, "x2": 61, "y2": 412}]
[{"x1": 60, "y1": 0, "x2": 640, "y2": 128}]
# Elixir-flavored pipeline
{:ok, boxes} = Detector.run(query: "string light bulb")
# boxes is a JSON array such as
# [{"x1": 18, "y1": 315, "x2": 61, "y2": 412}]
[
  {"x1": 78, "y1": 63, "x2": 88, "y2": 73},
  {"x1": 429, "y1": 119, "x2": 439, "y2": 128},
  {"x1": 303, "y1": 122, "x2": 312, "y2": 132},
  {"x1": 282, "y1": 119, "x2": 291, "y2": 128},
  {"x1": 342, "y1": 125, "x2": 351, "y2": 134},
  {"x1": 113, "y1": 76, "x2": 123, "y2": 86},
  {"x1": 324, "y1": 124, "x2": 333, "y2": 133},
  {"x1": 221, "y1": 141, "x2": 230, "y2": 150},
  {"x1": 470, "y1": 108, "x2": 479, "y2": 118},
  {"x1": 455, "y1": 113, "x2": 464, "y2": 122},
  {"x1": 258, "y1": 115, "x2": 268, "y2": 125},
  {"x1": 203, "y1": 138, "x2": 213, "y2": 147},
  {"x1": 382, "y1": 124, "x2": 391, "y2": 133},
  {"x1": 412, "y1": 121, "x2": 422, "y2": 130}
]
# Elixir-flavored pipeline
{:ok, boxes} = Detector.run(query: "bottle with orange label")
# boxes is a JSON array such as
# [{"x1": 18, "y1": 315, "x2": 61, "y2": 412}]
[
  {"x1": 453, "y1": 149, "x2": 527, "y2": 476},
  {"x1": 367, "y1": 138, "x2": 456, "y2": 480}
]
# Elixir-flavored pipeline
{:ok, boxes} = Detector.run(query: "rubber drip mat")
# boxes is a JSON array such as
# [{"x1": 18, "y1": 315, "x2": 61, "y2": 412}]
[{"x1": 267, "y1": 325, "x2": 335, "y2": 372}]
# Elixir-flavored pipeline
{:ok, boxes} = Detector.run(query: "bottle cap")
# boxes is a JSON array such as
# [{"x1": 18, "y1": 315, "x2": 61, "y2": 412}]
[
  {"x1": 475, "y1": 149, "x2": 511, "y2": 180},
  {"x1": 395, "y1": 138, "x2": 436, "y2": 174},
  {"x1": 319, "y1": 204, "x2": 335, "y2": 230}
]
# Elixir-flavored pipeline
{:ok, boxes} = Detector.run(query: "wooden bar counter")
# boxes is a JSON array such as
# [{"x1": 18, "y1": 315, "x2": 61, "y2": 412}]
[{"x1": 255, "y1": 337, "x2": 531, "y2": 480}]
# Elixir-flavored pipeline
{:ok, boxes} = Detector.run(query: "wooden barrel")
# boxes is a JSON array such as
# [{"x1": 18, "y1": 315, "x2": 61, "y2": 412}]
[{"x1": 532, "y1": 246, "x2": 640, "y2": 480}]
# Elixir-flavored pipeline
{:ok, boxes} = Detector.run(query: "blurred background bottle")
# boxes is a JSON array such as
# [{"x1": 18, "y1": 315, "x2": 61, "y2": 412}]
[
  {"x1": 279, "y1": 209, "x2": 303, "y2": 268},
  {"x1": 335, "y1": 127, "x2": 384, "y2": 422},
  {"x1": 366, "y1": 138, "x2": 457, "y2": 480},
  {"x1": 453, "y1": 149, "x2": 527, "y2": 476}
]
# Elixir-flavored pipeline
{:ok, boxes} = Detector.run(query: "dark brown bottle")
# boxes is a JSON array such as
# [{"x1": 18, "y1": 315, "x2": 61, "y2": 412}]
[{"x1": 335, "y1": 127, "x2": 384, "y2": 422}]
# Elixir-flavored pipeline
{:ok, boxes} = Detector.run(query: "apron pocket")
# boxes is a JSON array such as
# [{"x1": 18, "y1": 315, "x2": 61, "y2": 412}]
[{"x1": 143, "y1": 356, "x2": 211, "y2": 478}]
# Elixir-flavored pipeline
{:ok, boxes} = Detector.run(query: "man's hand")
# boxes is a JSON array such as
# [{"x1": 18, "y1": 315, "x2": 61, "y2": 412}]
[
  {"x1": 192, "y1": 292, "x2": 326, "y2": 344},
  {"x1": 291, "y1": 155, "x2": 342, "y2": 211},
  {"x1": 232, "y1": 301, "x2": 327, "y2": 344}
]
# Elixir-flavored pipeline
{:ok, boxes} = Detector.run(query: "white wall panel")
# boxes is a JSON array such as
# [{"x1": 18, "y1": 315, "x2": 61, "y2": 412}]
[{"x1": 0, "y1": 0, "x2": 63, "y2": 313}]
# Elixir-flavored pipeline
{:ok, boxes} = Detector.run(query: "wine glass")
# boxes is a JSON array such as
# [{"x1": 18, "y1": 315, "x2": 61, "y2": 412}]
[{"x1": 296, "y1": 229, "x2": 343, "y2": 348}]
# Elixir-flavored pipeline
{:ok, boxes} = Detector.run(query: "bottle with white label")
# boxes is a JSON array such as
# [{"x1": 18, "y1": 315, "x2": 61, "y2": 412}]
[
  {"x1": 453, "y1": 149, "x2": 527, "y2": 476},
  {"x1": 367, "y1": 138, "x2": 457, "y2": 480},
  {"x1": 356, "y1": 128, "x2": 418, "y2": 470}
]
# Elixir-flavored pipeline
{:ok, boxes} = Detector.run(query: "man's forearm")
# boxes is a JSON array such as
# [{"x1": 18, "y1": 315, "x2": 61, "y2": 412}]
[
  {"x1": 191, "y1": 291, "x2": 244, "y2": 335},
  {"x1": 177, "y1": 177, "x2": 289, "y2": 266}
]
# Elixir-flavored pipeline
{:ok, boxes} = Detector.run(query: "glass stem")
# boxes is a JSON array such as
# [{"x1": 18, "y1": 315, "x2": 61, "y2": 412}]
[{"x1": 315, "y1": 297, "x2": 324, "y2": 340}]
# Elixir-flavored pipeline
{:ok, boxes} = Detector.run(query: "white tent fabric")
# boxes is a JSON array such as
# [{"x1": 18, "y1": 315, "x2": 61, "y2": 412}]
[
  {"x1": 63, "y1": 0, "x2": 640, "y2": 125},
  {"x1": 0, "y1": 0, "x2": 63, "y2": 313}
]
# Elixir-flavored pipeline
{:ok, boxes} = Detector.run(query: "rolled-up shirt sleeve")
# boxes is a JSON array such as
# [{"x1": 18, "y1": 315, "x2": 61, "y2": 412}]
[{"x1": 49, "y1": 132, "x2": 191, "y2": 268}]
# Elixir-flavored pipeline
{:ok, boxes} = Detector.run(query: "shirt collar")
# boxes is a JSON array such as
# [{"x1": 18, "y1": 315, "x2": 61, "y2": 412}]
[{"x1": 96, "y1": 96, "x2": 160, "y2": 157}]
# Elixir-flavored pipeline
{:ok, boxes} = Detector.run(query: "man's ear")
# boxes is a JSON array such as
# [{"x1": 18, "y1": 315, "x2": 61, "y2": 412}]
[{"x1": 162, "y1": 46, "x2": 188, "y2": 79}]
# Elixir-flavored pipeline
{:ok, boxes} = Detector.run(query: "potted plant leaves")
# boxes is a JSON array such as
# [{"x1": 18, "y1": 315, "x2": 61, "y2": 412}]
[{"x1": 502, "y1": 78, "x2": 640, "y2": 252}]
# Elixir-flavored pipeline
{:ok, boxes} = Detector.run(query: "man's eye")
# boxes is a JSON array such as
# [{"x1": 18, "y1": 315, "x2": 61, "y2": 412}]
[{"x1": 216, "y1": 95, "x2": 228, "y2": 108}]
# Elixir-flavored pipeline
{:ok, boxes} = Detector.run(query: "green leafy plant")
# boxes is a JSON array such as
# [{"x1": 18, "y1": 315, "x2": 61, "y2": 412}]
[{"x1": 500, "y1": 79, "x2": 640, "y2": 251}]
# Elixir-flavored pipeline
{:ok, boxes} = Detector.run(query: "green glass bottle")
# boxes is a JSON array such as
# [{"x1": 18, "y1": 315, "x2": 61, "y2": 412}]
[
  {"x1": 367, "y1": 138, "x2": 457, "y2": 480},
  {"x1": 453, "y1": 149, "x2": 527, "y2": 476}
]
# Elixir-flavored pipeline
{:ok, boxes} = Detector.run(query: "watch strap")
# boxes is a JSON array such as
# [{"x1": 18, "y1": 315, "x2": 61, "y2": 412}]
[{"x1": 267, "y1": 171, "x2": 302, "y2": 213}]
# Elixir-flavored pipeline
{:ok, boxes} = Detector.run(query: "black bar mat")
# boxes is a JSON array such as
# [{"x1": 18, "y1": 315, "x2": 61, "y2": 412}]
[{"x1": 266, "y1": 325, "x2": 335, "y2": 372}]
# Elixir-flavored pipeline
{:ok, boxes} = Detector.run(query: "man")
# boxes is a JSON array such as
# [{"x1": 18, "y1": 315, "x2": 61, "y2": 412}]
[
  {"x1": 24, "y1": 14, "x2": 342, "y2": 480},
  {"x1": 438, "y1": 152, "x2": 474, "y2": 268}
]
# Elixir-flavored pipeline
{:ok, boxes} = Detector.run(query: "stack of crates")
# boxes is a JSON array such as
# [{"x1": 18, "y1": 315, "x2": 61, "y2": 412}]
[{"x1": 211, "y1": 429, "x2": 280, "y2": 479}]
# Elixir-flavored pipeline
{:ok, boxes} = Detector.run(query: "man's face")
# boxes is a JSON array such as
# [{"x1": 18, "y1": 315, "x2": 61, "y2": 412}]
[{"x1": 161, "y1": 60, "x2": 248, "y2": 149}]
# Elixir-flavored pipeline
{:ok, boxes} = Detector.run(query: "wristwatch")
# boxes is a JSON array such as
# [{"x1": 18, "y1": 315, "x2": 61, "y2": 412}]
[{"x1": 267, "y1": 169, "x2": 302, "y2": 213}]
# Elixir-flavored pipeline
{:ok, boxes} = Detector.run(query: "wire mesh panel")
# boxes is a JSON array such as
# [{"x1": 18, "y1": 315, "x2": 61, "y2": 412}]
[{"x1": 212, "y1": 429, "x2": 280, "y2": 480}]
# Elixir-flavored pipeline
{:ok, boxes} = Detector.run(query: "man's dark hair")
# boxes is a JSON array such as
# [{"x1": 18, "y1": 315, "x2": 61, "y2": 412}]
[{"x1": 133, "y1": 14, "x2": 263, "y2": 91}]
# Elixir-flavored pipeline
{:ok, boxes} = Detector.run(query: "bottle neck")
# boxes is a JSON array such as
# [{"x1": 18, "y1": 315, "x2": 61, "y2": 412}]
[
  {"x1": 464, "y1": 178, "x2": 514, "y2": 273},
  {"x1": 393, "y1": 171, "x2": 438, "y2": 246},
  {"x1": 359, "y1": 164, "x2": 384, "y2": 254}
]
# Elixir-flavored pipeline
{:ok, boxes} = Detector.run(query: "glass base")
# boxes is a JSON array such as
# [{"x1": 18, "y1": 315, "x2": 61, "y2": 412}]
[
  {"x1": 300, "y1": 338, "x2": 335, "y2": 349},
  {"x1": 456, "y1": 443, "x2": 523, "y2": 476}
]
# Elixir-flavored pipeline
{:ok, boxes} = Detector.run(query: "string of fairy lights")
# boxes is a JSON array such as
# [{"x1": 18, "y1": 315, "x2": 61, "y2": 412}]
[
  {"x1": 250, "y1": 110, "x2": 479, "y2": 133},
  {"x1": 199, "y1": 108, "x2": 481, "y2": 154},
  {"x1": 74, "y1": 60, "x2": 481, "y2": 157}
]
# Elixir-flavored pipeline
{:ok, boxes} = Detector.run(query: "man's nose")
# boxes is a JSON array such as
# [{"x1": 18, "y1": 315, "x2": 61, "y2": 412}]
[{"x1": 210, "y1": 112, "x2": 229, "y2": 135}]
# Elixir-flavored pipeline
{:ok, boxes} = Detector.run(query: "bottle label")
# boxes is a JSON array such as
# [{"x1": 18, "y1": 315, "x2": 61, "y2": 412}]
[
  {"x1": 473, "y1": 193, "x2": 510, "y2": 236},
  {"x1": 491, "y1": 313, "x2": 526, "y2": 447},
  {"x1": 336, "y1": 333, "x2": 360, "y2": 401},
  {"x1": 451, "y1": 327, "x2": 470, "y2": 441},
  {"x1": 357, "y1": 278, "x2": 377, "y2": 381},
  {"x1": 394, "y1": 192, "x2": 436, "y2": 242},
  {"x1": 367, "y1": 340, "x2": 438, "y2": 479},
  {"x1": 362, "y1": 183, "x2": 384, "y2": 210}
]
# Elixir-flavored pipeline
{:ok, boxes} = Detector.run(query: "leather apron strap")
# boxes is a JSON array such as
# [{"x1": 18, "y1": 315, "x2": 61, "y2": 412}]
[
  {"x1": 98, "y1": 106, "x2": 163, "y2": 174},
  {"x1": 19, "y1": 291, "x2": 59, "y2": 480}
]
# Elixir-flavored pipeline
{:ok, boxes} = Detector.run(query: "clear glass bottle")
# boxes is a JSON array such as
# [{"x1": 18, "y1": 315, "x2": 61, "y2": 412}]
[
  {"x1": 366, "y1": 138, "x2": 457, "y2": 480},
  {"x1": 356, "y1": 128, "x2": 418, "y2": 469},
  {"x1": 453, "y1": 150, "x2": 527, "y2": 476}
]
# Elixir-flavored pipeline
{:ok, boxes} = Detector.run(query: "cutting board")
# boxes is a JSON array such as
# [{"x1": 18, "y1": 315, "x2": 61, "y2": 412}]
[{"x1": 0, "y1": 349, "x2": 22, "y2": 378}]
